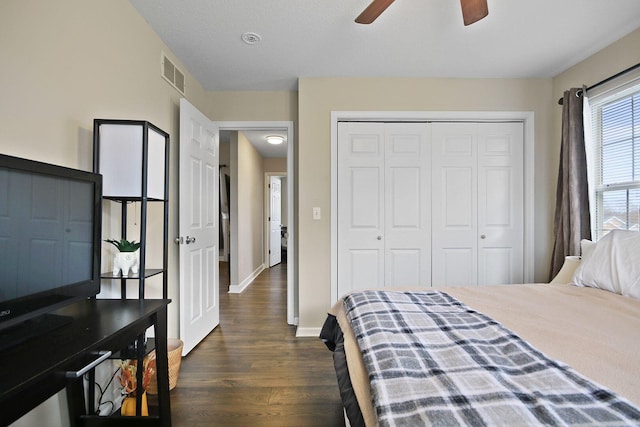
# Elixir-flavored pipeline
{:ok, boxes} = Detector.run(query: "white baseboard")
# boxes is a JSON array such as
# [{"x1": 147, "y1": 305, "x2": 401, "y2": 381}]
[
  {"x1": 228, "y1": 264, "x2": 265, "y2": 293},
  {"x1": 295, "y1": 326, "x2": 322, "y2": 337}
]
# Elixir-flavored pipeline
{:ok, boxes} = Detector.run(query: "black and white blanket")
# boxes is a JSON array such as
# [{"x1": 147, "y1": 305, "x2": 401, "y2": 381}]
[{"x1": 343, "y1": 290, "x2": 640, "y2": 426}]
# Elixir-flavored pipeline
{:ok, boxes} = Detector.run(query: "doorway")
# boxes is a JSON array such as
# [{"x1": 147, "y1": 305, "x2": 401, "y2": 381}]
[{"x1": 218, "y1": 121, "x2": 296, "y2": 325}]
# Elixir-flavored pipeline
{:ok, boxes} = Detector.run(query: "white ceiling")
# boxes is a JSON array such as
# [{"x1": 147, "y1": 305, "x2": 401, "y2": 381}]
[
  {"x1": 129, "y1": 0, "x2": 640, "y2": 92},
  {"x1": 129, "y1": 0, "x2": 640, "y2": 157}
]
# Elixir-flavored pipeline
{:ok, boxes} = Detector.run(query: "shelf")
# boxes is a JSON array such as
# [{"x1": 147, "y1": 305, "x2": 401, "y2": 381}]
[
  {"x1": 100, "y1": 269, "x2": 164, "y2": 280},
  {"x1": 103, "y1": 196, "x2": 167, "y2": 203},
  {"x1": 94, "y1": 119, "x2": 169, "y2": 298}
]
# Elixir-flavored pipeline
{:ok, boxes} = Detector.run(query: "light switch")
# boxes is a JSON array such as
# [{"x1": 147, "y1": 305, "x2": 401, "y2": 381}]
[{"x1": 313, "y1": 207, "x2": 321, "y2": 220}]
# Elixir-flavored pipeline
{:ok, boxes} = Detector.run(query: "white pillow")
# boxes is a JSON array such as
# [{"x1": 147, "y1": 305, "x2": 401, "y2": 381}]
[
  {"x1": 580, "y1": 239, "x2": 596, "y2": 258},
  {"x1": 572, "y1": 230, "x2": 640, "y2": 299}
]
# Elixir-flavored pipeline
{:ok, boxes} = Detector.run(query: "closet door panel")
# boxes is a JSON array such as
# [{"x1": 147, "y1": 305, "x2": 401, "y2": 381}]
[
  {"x1": 337, "y1": 123, "x2": 385, "y2": 296},
  {"x1": 384, "y1": 124, "x2": 431, "y2": 288},
  {"x1": 432, "y1": 123, "x2": 478, "y2": 286},
  {"x1": 349, "y1": 249, "x2": 383, "y2": 289},
  {"x1": 482, "y1": 247, "x2": 513, "y2": 285},
  {"x1": 441, "y1": 247, "x2": 474, "y2": 287},
  {"x1": 388, "y1": 249, "x2": 421, "y2": 286},
  {"x1": 477, "y1": 123, "x2": 524, "y2": 285},
  {"x1": 338, "y1": 122, "x2": 431, "y2": 295},
  {"x1": 351, "y1": 167, "x2": 381, "y2": 228}
]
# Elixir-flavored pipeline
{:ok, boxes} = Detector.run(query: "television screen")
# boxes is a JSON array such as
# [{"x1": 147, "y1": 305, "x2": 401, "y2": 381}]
[{"x1": 0, "y1": 154, "x2": 102, "y2": 334}]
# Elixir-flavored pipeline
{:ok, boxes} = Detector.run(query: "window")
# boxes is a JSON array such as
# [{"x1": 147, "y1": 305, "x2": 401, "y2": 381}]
[{"x1": 588, "y1": 82, "x2": 640, "y2": 240}]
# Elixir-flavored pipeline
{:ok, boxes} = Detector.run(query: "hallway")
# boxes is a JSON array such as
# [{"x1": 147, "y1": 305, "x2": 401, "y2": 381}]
[{"x1": 170, "y1": 263, "x2": 345, "y2": 426}]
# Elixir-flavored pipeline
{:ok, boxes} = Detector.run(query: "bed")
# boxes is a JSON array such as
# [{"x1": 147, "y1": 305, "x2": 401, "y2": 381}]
[{"x1": 321, "y1": 230, "x2": 640, "y2": 426}]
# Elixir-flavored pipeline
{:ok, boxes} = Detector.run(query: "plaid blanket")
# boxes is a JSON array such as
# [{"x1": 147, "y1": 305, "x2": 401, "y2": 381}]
[{"x1": 343, "y1": 290, "x2": 640, "y2": 427}]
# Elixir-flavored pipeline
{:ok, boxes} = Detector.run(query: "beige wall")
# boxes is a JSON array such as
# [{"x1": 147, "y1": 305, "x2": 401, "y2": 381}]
[
  {"x1": 263, "y1": 157, "x2": 287, "y2": 173},
  {"x1": 205, "y1": 91, "x2": 297, "y2": 122},
  {"x1": 297, "y1": 77, "x2": 556, "y2": 328},
  {"x1": 235, "y1": 132, "x2": 266, "y2": 286},
  {"x1": 0, "y1": 0, "x2": 210, "y2": 342}
]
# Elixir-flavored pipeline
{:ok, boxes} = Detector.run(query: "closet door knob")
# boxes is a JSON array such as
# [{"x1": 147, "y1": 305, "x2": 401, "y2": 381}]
[
  {"x1": 377, "y1": 236, "x2": 382, "y2": 240},
  {"x1": 480, "y1": 234, "x2": 486, "y2": 239}
]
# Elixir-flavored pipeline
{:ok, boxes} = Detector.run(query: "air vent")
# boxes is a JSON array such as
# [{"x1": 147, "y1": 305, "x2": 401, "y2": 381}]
[{"x1": 161, "y1": 53, "x2": 185, "y2": 95}]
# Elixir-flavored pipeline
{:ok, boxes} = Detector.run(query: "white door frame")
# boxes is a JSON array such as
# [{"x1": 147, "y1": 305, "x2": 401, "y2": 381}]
[
  {"x1": 330, "y1": 111, "x2": 535, "y2": 304},
  {"x1": 217, "y1": 121, "x2": 296, "y2": 325}
]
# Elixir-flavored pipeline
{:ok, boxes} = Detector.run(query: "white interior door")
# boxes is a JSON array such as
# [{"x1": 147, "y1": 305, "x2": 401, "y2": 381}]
[
  {"x1": 269, "y1": 176, "x2": 282, "y2": 267},
  {"x1": 431, "y1": 122, "x2": 524, "y2": 286},
  {"x1": 179, "y1": 98, "x2": 219, "y2": 356},
  {"x1": 337, "y1": 122, "x2": 431, "y2": 298}
]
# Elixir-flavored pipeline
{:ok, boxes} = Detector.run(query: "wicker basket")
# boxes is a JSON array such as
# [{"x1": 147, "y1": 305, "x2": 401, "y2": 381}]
[{"x1": 147, "y1": 338, "x2": 184, "y2": 394}]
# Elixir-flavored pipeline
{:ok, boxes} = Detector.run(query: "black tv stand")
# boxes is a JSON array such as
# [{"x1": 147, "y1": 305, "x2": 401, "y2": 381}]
[
  {"x1": 0, "y1": 313, "x2": 72, "y2": 352},
  {"x1": 0, "y1": 299, "x2": 171, "y2": 427}
]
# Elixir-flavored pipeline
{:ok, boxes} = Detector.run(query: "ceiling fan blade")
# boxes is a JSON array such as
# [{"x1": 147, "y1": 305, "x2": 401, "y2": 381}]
[
  {"x1": 355, "y1": 0, "x2": 395, "y2": 24},
  {"x1": 461, "y1": 0, "x2": 488, "y2": 26}
]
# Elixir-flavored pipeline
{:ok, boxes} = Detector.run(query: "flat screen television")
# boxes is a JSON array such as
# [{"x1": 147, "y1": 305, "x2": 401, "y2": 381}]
[{"x1": 0, "y1": 154, "x2": 102, "y2": 345}]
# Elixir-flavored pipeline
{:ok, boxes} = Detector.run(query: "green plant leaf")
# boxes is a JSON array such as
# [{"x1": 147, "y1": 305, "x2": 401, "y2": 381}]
[{"x1": 104, "y1": 239, "x2": 141, "y2": 252}]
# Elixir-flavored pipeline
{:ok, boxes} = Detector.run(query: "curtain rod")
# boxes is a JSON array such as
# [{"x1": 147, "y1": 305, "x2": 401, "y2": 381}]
[{"x1": 557, "y1": 62, "x2": 640, "y2": 105}]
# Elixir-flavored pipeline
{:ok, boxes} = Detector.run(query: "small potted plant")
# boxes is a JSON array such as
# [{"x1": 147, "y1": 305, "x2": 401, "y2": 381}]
[{"x1": 105, "y1": 239, "x2": 141, "y2": 277}]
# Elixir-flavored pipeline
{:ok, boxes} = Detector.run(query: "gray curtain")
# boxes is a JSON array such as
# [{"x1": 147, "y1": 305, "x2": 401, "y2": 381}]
[{"x1": 549, "y1": 88, "x2": 591, "y2": 280}]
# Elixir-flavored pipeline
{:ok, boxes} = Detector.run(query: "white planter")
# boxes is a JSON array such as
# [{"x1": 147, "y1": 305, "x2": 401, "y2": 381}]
[{"x1": 113, "y1": 250, "x2": 140, "y2": 277}]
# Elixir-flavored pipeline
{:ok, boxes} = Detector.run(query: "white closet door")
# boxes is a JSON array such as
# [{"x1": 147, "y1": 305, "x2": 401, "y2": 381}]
[
  {"x1": 383, "y1": 124, "x2": 431, "y2": 288},
  {"x1": 432, "y1": 122, "x2": 524, "y2": 286},
  {"x1": 477, "y1": 122, "x2": 524, "y2": 285},
  {"x1": 431, "y1": 123, "x2": 478, "y2": 286},
  {"x1": 337, "y1": 123, "x2": 385, "y2": 296},
  {"x1": 337, "y1": 122, "x2": 431, "y2": 297}
]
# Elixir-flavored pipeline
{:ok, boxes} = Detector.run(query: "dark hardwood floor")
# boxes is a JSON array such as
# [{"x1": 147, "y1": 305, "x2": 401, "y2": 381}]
[{"x1": 169, "y1": 262, "x2": 345, "y2": 426}]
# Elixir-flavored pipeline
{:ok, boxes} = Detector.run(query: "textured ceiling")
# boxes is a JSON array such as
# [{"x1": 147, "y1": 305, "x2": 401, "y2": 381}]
[{"x1": 129, "y1": 0, "x2": 640, "y2": 91}]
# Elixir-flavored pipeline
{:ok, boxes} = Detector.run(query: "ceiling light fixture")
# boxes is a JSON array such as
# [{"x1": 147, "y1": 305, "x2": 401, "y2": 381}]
[{"x1": 266, "y1": 135, "x2": 284, "y2": 145}]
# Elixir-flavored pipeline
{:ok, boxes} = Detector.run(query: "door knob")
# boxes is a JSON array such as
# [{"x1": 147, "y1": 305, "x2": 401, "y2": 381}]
[
  {"x1": 175, "y1": 236, "x2": 197, "y2": 244},
  {"x1": 377, "y1": 236, "x2": 382, "y2": 240},
  {"x1": 480, "y1": 234, "x2": 486, "y2": 239}
]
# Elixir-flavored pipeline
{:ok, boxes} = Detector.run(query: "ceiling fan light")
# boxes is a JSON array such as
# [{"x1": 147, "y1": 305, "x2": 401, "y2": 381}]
[{"x1": 266, "y1": 135, "x2": 284, "y2": 145}]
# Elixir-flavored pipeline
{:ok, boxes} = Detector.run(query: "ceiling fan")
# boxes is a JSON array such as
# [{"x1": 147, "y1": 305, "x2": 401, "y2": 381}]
[{"x1": 355, "y1": 0, "x2": 488, "y2": 26}]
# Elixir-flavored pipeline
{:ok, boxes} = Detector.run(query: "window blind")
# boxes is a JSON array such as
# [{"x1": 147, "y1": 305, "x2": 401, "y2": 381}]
[{"x1": 588, "y1": 80, "x2": 640, "y2": 240}]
